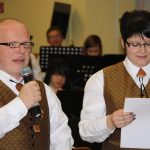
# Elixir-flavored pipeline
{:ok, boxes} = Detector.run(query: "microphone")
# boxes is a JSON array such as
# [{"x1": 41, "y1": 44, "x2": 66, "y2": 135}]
[{"x1": 21, "y1": 66, "x2": 41, "y2": 118}]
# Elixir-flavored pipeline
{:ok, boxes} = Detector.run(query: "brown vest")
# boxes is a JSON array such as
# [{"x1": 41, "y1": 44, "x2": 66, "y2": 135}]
[
  {"x1": 102, "y1": 62, "x2": 150, "y2": 150},
  {"x1": 0, "y1": 80, "x2": 50, "y2": 150}
]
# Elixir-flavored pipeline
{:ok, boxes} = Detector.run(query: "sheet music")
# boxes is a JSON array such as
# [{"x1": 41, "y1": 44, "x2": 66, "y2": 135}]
[{"x1": 121, "y1": 98, "x2": 150, "y2": 149}]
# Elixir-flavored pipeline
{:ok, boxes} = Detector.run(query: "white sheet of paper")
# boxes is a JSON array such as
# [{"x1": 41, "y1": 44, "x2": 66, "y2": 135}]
[{"x1": 121, "y1": 98, "x2": 150, "y2": 149}]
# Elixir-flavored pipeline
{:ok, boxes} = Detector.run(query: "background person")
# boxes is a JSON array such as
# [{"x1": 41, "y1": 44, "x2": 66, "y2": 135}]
[
  {"x1": 46, "y1": 26, "x2": 64, "y2": 47},
  {"x1": 82, "y1": 34, "x2": 102, "y2": 56},
  {"x1": 29, "y1": 53, "x2": 45, "y2": 81},
  {"x1": 44, "y1": 57, "x2": 72, "y2": 93},
  {"x1": 29, "y1": 35, "x2": 45, "y2": 81}
]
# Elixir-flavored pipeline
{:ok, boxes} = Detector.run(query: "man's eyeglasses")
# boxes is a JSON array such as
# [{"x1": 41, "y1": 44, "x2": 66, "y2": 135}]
[
  {"x1": 0, "y1": 41, "x2": 34, "y2": 49},
  {"x1": 48, "y1": 35, "x2": 62, "y2": 40},
  {"x1": 126, "y1": 41, "x2": 150, "y2": 50}
]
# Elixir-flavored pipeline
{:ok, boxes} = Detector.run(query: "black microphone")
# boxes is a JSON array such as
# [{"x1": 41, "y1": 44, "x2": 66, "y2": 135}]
[{"x1": 21, "y1": 66, "x2": 41, "y2": 117}]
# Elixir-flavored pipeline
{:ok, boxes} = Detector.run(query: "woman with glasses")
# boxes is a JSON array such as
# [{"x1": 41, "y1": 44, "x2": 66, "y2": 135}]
[{"x1": 79, "y1": 10, "x2": 150, "y2": 150}]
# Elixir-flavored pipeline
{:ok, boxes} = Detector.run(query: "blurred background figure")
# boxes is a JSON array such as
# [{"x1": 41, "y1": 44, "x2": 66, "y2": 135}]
[
  {"x1": 44, "y1": 57, "x2": 72, "y2": 93},
  {"x1": 46, "y1": 26, "x2": 64, "y2": 46},
  {"x1": 29, "y1": 35, "x2": 45, "y2": 81},
  {"x1": 82, "y1": 34, "x2": 102, "y2": 56},
  {"x1": 29, "y1": 53, "x2": 45, "y2": 81}
]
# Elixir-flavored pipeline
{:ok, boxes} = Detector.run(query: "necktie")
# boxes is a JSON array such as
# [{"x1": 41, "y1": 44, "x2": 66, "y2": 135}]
[
  {"x1": 136, "y1": 68, "x2": 148, "y2": 98},
  {"x1": 136, "y1": 68, "x2": 146, "y2": 78},
  {"x1": 9, "y1": 79, "x2": 23, "y2": 91},
  {"x1": 16, "y1": 83, "x2": 23, "y2": 91}
]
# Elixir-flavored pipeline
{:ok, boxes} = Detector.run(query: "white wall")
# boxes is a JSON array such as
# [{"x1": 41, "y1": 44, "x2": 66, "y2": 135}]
[{"x1": 70, "y1": 0, "x2": 136, "y2": 54}]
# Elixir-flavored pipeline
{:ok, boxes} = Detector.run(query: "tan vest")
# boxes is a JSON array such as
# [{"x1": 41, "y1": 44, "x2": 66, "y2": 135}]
[
  {"x1": 0, "y1": 80, "x2": 50, "y2": 150},
  {"x1": 102, "y1": 62, "x2": 150, "y2": 150}
]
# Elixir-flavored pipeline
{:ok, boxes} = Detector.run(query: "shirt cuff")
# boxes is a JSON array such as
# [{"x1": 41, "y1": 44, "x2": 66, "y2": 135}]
[{"x1": 103, "y1": 116, "x2": 115, "y2": 134}]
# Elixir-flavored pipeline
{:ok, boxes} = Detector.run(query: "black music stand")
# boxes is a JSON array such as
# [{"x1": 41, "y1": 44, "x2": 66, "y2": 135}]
[
  {"x1": 103, "y1": 54, "x2": 125, "y2": 68},
  {"x1": 47, "y1": 55, "x2": 105, "y2": 89},
  {"x1": 40, "y1": 46, "x2": 83, "y2": 71},
  {"x1": 40, "y1": 46, "x2": 125, "y2": 89},
  {"x1": 57, "y1": 90, "x2": 84, "y2": 118},
  {"x1": 57, "y1": 90, "x2": 101, "y2": 150}
]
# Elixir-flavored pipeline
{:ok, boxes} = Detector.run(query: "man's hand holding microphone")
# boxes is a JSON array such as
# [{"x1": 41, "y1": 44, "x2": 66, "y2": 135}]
[
  {"x1": 18, "y1": 66, "x2": 42, "y2": 117},
  {"x1": 18, "y1": 81, "x2": 41, "y2": 110}
]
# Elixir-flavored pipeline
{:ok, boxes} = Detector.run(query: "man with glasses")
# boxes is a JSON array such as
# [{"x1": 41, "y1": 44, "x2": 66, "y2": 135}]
[
  {"x1": 0, "y1": 18, "x2": 73, "y2": 150},
  {"x1": 79, "y1": 10, "x2": 150, "y2": 150},
  {"x1": 0, "y1": 41, "x2": 34, "y2": 48},
  {"x1": 46, "y1": 26, "x2": 64, "y2": 47}
]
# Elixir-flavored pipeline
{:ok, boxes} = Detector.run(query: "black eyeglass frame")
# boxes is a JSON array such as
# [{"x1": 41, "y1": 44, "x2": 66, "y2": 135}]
[
  {"x1": 0, "y1": 41, "x2": 34, "y2": 49},
  {"x1": 126, "y1": 41, "x2": 150, "y2": 49}
]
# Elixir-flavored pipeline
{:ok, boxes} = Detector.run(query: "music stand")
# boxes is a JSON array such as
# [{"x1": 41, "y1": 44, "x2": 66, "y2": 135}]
[
  {"x1": 40, "y1": 47, "x2": 125, "y2": 89},
  {"x1": 46, "y1": 55, "x2": 105, "y2": 89},
  {"x1": 103, "y1": 54, "x2": 125, "y2": 68},
  {"x1": 57, "y1": 90, "x2": 84, "y2": 118},
  {"x1": 57, "y1": 90, "x2": 102, "y2": 149},
  {"x1": 40, "y1": 46, "x2": 83, "y2": 71}
]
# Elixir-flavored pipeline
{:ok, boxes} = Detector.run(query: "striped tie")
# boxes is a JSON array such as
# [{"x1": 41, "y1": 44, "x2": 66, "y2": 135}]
[
  {"x1": 136, "y1": 68, "x2": 148, "y2": 98},
  {"x1": 136, "y1": 68, "x2": 146, "y2": 78}
]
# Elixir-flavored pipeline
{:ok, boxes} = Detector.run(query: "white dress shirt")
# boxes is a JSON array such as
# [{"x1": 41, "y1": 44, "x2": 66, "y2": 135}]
[
  {"x1": 79, "y1": 57, "x2": 150, "y2": 143},
  {"x1": 0, "y1": 70, "x2": 73, "y2": 150}
]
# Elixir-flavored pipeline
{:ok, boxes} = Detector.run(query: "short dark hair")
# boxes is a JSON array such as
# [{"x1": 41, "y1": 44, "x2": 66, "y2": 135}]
[
  {"x1": 44, "y1": 57, "x2": 71, "y2": 89},
  {"x1": 46, "y1": 26, "x2": 63, "y2": 39},
  {"x1": 120, "y1": 9, "x2": 150, "y2": 43}
]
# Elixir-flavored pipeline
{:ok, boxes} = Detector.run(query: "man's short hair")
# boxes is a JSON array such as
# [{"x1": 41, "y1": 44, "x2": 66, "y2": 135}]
[{"x1": 46, "y1": 26, "x2": 63, "y2": 39}]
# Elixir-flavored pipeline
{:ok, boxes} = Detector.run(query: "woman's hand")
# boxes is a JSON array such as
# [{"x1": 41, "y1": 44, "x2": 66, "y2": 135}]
[{"x1": 107, "y1": 109, "x2": 136, "y2": 129}]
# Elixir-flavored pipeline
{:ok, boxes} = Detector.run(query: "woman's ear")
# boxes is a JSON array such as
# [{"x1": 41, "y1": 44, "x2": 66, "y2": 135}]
[
  {"x1": 121, "y1": 38, "x2": 127, "y2": 54},
  {"x1": 121, "y1": 38, "x2": 125, "y2": 49}
]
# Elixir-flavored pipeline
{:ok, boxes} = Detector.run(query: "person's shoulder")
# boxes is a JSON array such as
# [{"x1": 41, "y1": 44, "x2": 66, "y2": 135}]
[
  {"x1": 43, "y1": 83, "x2": 62, "y2": 107},
  {"x1": 103, "y1": 61, "x2": 123, "y2": 72},
  {"x1": 84, "y1": 69, "x2": 104, "y2": 91},
  {"x1": 86, "y1": 69, "x2": 103, "y2": 84},
  {"x1": 91, "y1": 69, "x2": 103, "y2": 78}
]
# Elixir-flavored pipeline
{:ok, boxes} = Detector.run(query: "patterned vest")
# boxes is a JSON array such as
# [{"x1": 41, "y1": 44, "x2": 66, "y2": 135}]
[
  {"x1": 102, "y1": 62, "x2": 150, "y2": 150},
  {"x1": 0, "y1": 80, "x2": 50, "y2": 150}
]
